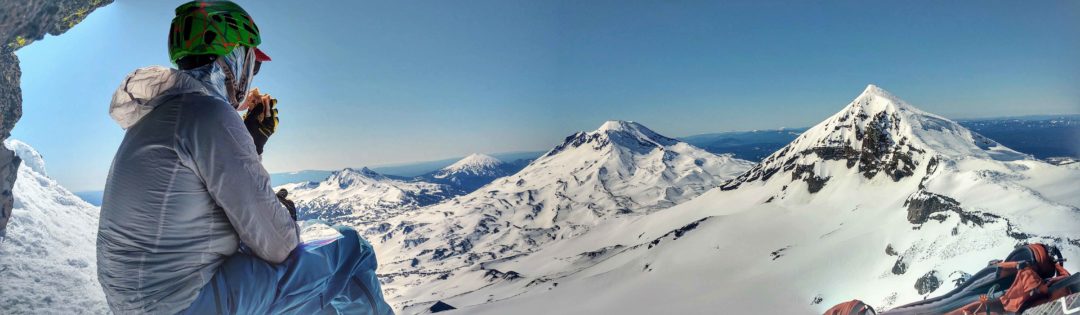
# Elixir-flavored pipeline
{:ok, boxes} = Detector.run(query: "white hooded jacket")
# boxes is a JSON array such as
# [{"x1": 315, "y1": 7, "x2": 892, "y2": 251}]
[{"x1": 97, "y1": 55, "x2": 298, "y2": 314}]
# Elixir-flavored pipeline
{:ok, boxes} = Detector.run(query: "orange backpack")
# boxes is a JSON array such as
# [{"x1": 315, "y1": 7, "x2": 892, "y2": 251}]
[
  {"x1": 823, "y1": 299, "x2": 876, "y2": 315},
  {"x1": 825, "y1": 243, "x2": 1078, "y2": 315},
  {"x1": 944, "y1": 244, "x2": 1074, "y2": 314}
]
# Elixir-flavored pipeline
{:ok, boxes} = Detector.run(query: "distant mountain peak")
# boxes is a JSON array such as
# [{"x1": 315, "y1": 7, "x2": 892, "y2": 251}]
[
  {"x1": 330, "y1": 167, "x2": 387, "y2": 186},
  {"x1": 597, "y1": 120, "x2": 642, "y2": 132},
  {"x1": 546, "y1": 120, "x2": 679, "y2": 157},
  {"x1": 442, "y1": 153, "x2": 503, "y2": 173},
  {"x1": 596, "y1": 120, "x2": 673, "y2": 142},
  {"x1": 843, "y1": 84, "x2": 921, "y2": 119},
  {"x1": 859, "y1": 83, "x2": 888, "y2": 98},
  {"x1": 357, "y1": 167, "x2": 380, "y2": 176}
]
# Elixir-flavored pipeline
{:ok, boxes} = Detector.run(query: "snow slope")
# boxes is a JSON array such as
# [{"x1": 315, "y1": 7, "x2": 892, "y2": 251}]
[
  {"x1": 280, "y1": 167, "x2": 462, "y2": 227},
  {"x1": 420, "y1": 85, "x2": 1080, "y2": 314},
  {"x1": 371, "y1": 120, "x2": 754, "y2": 313},
  {"x1": 0, "y1": 140, "x2": 107, "y2": 314}
]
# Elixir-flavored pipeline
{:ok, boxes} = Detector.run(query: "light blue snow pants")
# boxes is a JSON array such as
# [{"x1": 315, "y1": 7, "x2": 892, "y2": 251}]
[{"x1": 182, "y1": 226, "x2": 395, "y2": 315}]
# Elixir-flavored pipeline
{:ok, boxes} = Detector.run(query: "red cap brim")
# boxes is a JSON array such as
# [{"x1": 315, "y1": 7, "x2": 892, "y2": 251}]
[{"x1": 254, "y1": 47, "x2": 271, "y2": 62}]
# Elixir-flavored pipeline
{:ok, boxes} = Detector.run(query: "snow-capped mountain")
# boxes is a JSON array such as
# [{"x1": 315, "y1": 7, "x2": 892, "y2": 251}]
[
  {"x1": 409, "y1": 85, "x2": 1080, "y2": 314},
  {"x1": 371, "y1": 120, "x2": 754, "y2": 313},
  {"x1": 721, "y1": 84, "x2": 1026, "y2": 192},
  {"x1": 0, "y1": 140, "x2": 107, "y2": 314},
  {"x1": 437, "y1": 153, "x2": 505, "y2": 177},
  {"x1": 279, "y1": 167, "x2": 461, "y2": 227},
  {"x1": 419, "y1": 154, "x2": 521, "y2": 193}
]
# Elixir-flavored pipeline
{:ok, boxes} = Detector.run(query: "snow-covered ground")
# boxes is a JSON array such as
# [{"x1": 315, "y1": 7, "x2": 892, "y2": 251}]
[
  {"x1": 399, "y1": 86, "x2": 1080, "y2": 314},
  {"x1": 369, "y1": 120, "x2": 754, "y2": 313},
  {"x1": 0, "y1": 140, "x2": 107, "y2": 314}
]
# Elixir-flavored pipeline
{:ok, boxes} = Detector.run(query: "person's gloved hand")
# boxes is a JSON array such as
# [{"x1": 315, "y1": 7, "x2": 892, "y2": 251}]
[
  {"x1": 242, "y1": 88, "x2": 278, "y2": 155},
  {"x1": 276, "y1": 188, "x2": 297, "y2": 221}
]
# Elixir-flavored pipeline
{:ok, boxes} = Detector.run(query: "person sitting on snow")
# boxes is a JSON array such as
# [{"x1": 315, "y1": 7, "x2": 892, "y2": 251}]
[{"x1": 96, "y1": 1, "x2": 394, "y2": 314}]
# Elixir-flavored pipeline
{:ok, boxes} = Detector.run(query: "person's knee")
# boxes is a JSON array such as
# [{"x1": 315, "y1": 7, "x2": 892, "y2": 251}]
[
  {"x1": 333, "y1": 225, "x2": 358, "y2": 239},
  {"x1": 333, "y1": 226, "x2": 374, "y2": 256}
]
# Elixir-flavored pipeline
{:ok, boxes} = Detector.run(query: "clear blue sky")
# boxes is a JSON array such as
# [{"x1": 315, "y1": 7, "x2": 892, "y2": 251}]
[{"x1": 12, "y1": 0, "x2": 1080, "y2": 191}]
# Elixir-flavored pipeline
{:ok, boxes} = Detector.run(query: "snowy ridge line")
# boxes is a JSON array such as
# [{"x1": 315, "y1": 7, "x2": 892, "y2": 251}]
[{"x1": 402, "y1": 85, "x2": 1080, "y2": 315}]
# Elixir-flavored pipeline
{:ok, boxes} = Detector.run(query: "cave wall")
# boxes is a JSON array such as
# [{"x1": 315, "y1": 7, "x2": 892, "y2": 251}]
[{"x1": 0, "y1": 0, "x2": 114, "y2": 241}]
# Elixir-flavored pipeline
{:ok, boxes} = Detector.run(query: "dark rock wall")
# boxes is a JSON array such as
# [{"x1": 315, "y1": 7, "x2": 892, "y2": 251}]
[{"x1": 0, "y1": 0, "x2": 113, "y2": 241}]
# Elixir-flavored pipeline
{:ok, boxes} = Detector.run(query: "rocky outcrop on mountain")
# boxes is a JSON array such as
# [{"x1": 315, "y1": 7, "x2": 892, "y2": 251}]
[
  {"x1": 429, "y1": 301, "x2": 457, "y2": 313},
  {"x1": 914, "y1": 270, "x2": 942, "y2": 295},
  {"x1": 1, "y1": 0, "x2": 113, "y2": 51},
  {"x1": 0, "y1": 0, "x2": 113, "y2": 242},
  {"x1": 905, "y1": 191, "x2": 962, "y2": 225},
  {"x1": 0, "y1": 147, "x2": 16, "y2": 242}
]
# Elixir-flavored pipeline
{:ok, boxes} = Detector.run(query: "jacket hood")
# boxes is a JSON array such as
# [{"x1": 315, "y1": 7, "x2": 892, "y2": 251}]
[{"x1": 109, "y1": 61, "x2": 236, "y2": 129}]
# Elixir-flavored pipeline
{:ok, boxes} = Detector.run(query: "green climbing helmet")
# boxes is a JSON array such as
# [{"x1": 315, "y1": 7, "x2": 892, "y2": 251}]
[{"x1": 168, "y1": 1, "x2": 266, "y2": 65}]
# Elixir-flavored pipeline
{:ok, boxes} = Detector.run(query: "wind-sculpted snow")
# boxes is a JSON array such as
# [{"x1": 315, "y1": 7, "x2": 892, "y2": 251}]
[
  {"x1": 371, "y1": 120, "x2": 753, "y2": 312},
  {"x1": 0, "y1": 140, "x2": 106, "y2": 314},
  {"x1": 3, "y1": 140, "x2": 45, "y2": 177},
  {"x1": 404, "y1": 86, "x2": 1080, "y2": 315}
]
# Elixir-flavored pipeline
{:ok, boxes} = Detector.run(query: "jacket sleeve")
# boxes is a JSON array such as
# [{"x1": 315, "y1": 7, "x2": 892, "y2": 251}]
[{"x1": 179, "y1": 95, "x2": 299, "y2": 264}]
